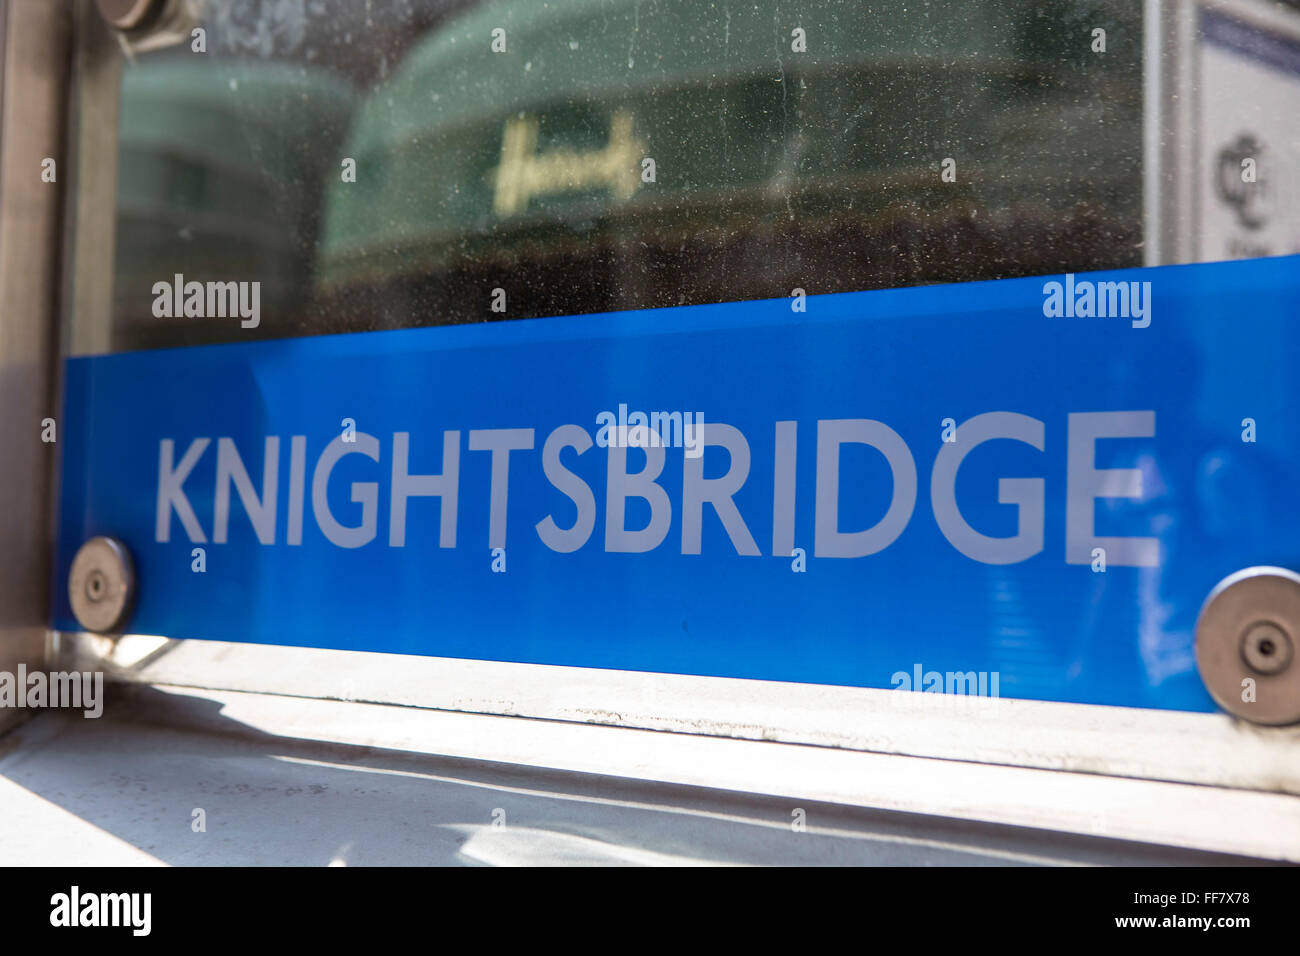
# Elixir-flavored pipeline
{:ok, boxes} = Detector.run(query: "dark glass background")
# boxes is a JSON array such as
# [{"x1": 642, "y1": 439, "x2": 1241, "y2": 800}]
[
  {"x1": 111, "y1": 0, "x2": 1144, "y2": 350},
  {"x1": 63, "y1": 0, "x2": 1300, "y2": 718}
]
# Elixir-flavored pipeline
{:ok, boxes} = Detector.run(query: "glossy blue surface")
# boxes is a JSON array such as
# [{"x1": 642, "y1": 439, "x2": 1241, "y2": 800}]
[{"x1": 54, "y1": 256, "x2": 1300, "y2": 711}]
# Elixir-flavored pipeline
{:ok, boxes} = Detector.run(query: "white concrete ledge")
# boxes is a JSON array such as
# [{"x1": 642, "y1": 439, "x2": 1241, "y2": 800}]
[
  {"x1": 1, "y1": 683, "x2": 1295, "y2": 864},
  {"x1": 56, "y1": 633, "x2": 1300, "y2": 798}
]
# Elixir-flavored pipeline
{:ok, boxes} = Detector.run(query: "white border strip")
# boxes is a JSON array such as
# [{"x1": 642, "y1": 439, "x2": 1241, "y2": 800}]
[{"x1": 55, "y1": 633, "x2": 1300, "y2": 796}]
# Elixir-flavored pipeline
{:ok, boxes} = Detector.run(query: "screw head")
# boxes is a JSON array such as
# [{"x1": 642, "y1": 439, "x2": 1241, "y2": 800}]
[
  {"x1": 1196, "y1": 567, "x2": 1300, "y2": 725},
  {"x1": 1240, "y1": 621, "x2": 1293, "y2": 676},
  {"x1": 68, "y1": 536, "x2": 136, "y2": 634}
]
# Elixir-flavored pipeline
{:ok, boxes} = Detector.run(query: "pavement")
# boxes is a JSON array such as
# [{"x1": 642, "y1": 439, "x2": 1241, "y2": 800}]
[{"x1": 0, "y1": 682, "x2": 1283, "y2": 866}]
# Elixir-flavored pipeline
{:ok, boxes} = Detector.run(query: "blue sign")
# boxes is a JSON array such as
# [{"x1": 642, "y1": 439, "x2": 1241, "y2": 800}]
[{"x1": 53, "y1": 255, "x2": 1300, "y2": 712}]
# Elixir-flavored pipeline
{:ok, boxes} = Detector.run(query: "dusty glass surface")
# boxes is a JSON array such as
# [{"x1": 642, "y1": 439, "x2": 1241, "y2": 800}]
[{"x1": 102, "y1": 0, "x2": 1145, "y2": 351}]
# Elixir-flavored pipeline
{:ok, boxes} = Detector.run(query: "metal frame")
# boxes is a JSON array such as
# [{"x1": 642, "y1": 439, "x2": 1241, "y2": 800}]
[
  {"x1": 1144, "y1": 0, "x2": 1201, "y2": 266},
  {"x1": 0, "y1": 0, "x2": 72, "y2": 734},
  {"x1": 1145, "y1": 0, "x2": 1300, "y2": 265},
  {"x1": 62, "y1": 0, "x2": 120, "y2": 357}
]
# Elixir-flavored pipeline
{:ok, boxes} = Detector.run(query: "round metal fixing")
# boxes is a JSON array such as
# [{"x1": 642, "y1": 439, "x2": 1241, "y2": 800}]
[
  {"x1": 1195, "y1": 567, "x2": 1300, "y2": 726},
  {"x1": 1240, "y1": 620, "x2": 1293, "y2": 675},
  {"x1": 94, "y1": 0, "x2": 167, "y2": 32},
  {"x1": 68, "y1": 536, "x2": 136, "y2": 635}
]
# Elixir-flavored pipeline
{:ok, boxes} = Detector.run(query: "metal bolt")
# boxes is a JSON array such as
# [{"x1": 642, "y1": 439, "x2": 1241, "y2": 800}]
[
  {"x1": 68, "y1": 536, "x2": 136, "y2": 635},
  {"x1": 1196, "y1": 567, "x2": 1300, "y2": 725},
  {"x1": 1240, "y1": 621, "x2": 1292, "y2": 675}
]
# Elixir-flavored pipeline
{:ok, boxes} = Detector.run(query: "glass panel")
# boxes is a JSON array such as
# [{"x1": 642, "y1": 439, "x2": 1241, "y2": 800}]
[{"x1": 104, "y1": 0, "x2": 1144, "y2": 351}]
